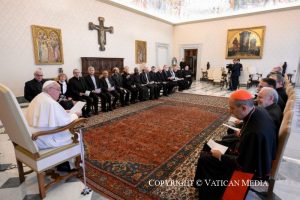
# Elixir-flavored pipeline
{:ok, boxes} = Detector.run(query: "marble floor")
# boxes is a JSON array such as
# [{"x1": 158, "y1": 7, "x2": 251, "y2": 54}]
[{"x1": 0, "y1": 81, "x2": 299, "y2": 200}]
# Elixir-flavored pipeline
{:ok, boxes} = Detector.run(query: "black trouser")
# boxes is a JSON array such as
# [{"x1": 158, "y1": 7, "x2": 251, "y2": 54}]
[
  {"x1": 167, "y1": 81, "x2": 177, "y2": 94},
  {"x1": 109, "y1": 90, "x2": 120, "y2": 108},
  {"x1": 126, "y1": 86, "x2": 139, "y2": 103},
  {"x1": 231, "y1": 76, "x2": 239, "y2": 90},
  {"x1": 116, "y1": 88, "x2": 130, "y2": 106},
  {"x1": 97, "y1": 92, "x2": 110, "y2": 112},
  {"x1": 137, "y1": 85, "x2": 149, "y2": 101},
  {"x1": 89, "y1": 93, "x2": 99, "y2": 113}
]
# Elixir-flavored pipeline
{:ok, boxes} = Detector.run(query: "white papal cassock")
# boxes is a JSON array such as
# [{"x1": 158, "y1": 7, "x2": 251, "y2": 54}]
[{"x1": 26, "y1": 92, "x2": 78, "y2": 150}]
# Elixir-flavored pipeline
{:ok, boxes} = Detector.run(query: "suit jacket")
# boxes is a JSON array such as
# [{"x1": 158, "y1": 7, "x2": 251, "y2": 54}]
[
  {"x1": 68, "y1": 76, "x2": 89, "y2": 100},
  {"x1": 111, "y1": 73, "x2": 124, "y2": 88},
  {"x1": 24, "y1": 79, "x2": 45, "y2": 102},
  {"x1": 84, "y1": 75, "x2": 101, "y2": 91},
  {"x1": 149, "y1": 71, "x2": 158, "y2": 82},
  {"x1": 122, "y1": 72, "x2": 135, "y2": 88},
  {"x1": 99, "y1": 77, "x2": 116, "y2": 92},
  {"x1": 140, "y1": 72, "x2": 152, "y2": 84},
  {"x1": 132, "y1": 73, "x2": 143, "y2": 85},
  {"x1": 231, "y1": 63, "x2": 243, "y2": 77}
]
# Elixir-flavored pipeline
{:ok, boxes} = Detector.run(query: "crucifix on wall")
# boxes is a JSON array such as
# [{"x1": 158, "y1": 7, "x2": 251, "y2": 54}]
[{"x1": 89, "y1": 17, "x2": 113, "y2": 51}]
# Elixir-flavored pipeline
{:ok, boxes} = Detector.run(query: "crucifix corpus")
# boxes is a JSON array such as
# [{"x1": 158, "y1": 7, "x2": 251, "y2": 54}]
[{"x1": 89, "y1": 17, "x2": 113, "y2": 51}]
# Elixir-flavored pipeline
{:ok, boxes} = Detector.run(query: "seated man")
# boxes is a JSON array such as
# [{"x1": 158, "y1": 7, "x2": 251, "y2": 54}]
[
  {"x1": 84, "y1": 66, "x2": 109, "y2": 113},
  {"x1": 99, "y1": 70, "x2": 120, "y2": 110},
  {"x1": 256, "y1": 78, "x2": 285, "y2": 111},
  {"x1": 182, "y1": 65, "x2": 193, "y2": 89},
  {"x1": 122, "y1": 66, "x2": 139, "y2": 104},
  {"x1": 26, "y1": 81, "x2": 80, "y2": 150},
  {"x1": 140, "y1": 66, "x2": 159, "y2": 100},
  {"x1": 257, "y1": 87, "x2": 283, "y2": 145},
  {"x1": 194, "y1": 90, "x2": 276, "y2": 200},
  {"x1": 24, "y1": 69, "x2": 46, "y2": 102},
  {"x1": 68, "y1": 69, "x2": 96, "y2": 117},
  {"x1": 111, "y1": 67, "x2": 131, "y2": 106}
]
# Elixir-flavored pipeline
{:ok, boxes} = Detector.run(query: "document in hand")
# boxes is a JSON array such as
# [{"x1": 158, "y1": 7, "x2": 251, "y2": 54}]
[
  {"x1": 69, "y1": 101, "x2": 86, "y2": 115},
  {"x1": 222, "y1": 123, "x2": 241, "y2": 132},
  {"x1": 84, "y1": 90, "x2": 91, "y2": 96},
  {"x1": 207, "y1": 139, "x2": 228, "y2": 154}
]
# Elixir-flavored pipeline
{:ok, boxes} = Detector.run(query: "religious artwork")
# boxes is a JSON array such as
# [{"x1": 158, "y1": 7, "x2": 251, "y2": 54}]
[
  {"x1": 89, "y1": 17, "x2": 114, "y2": 51},
  {"x1": 31, "y1": 25, "x2": 64, "y2": 64},
  {"x1": 135, "y1": 40, "x2": 147, "y2": 64},
  {"x1": 226, "y1": 26, "x2": 265, "y2": 59}
]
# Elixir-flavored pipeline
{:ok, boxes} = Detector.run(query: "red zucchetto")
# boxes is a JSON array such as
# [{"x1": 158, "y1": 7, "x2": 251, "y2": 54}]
[{"x1": 230, "y1": 89, "x2": 253, "y2": 100}]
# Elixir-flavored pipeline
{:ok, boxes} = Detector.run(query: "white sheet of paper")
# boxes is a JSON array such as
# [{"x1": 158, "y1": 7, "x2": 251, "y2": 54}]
[
  {"x1": 85, "y1": 90, "x2": 91, "y2": 96},
  {"x1": 222, "y1": 123, "x2": 241, "y2": 132},
  {"x1": 69, "y1": 101, "x2": 86, "y2": 114},
  {"x1": 95, "y1": 88, "x2": 101, "y2": 93},
  {"x1": 207, "y1": 139, "x2": 228, "y2": 154}
]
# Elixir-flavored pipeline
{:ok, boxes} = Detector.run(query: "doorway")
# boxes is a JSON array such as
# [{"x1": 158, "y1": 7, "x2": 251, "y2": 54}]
[{"x1": 184, "y1": 49, "x2": 197, "y2": 80}]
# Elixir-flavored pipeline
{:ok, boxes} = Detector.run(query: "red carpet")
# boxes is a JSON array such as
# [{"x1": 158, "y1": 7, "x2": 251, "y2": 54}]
[{"x1": 83, "y1": 97, "x2": 229, "y2": 199}]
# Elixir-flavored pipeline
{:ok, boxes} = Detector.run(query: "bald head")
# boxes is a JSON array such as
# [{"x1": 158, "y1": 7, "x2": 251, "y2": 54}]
[{"x1": 258, "y1": 87, "x2": 278, "y2": 107}]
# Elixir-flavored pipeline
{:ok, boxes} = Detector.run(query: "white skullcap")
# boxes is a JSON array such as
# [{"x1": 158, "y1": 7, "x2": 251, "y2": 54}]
[{"x1": 42, "y1": 80, "x2": 56, "y2": 90}]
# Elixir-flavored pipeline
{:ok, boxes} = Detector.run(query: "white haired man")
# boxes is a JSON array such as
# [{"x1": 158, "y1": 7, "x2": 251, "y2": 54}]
[{"x1": 26, "y1": 80, "x2": 80, "y2": 150}]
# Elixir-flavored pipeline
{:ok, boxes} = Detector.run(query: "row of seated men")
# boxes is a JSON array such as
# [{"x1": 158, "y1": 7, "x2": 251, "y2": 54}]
[
  {"x1": 24, "y1": 65, "x2": 193, "y2": 117},
  {"x1": 194, "y1": 66, "x2": 289, "y2": 199}
]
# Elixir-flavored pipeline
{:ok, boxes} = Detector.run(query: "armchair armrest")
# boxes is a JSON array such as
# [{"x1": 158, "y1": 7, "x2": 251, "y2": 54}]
[{"x1": 31, "y1": 118, "x2": 87, "y2": 142}]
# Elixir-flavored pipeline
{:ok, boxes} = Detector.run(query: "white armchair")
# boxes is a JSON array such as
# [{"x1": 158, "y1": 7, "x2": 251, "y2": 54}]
[{"x1": 0, "y1": 84, "x2": 86, "y2": 199}]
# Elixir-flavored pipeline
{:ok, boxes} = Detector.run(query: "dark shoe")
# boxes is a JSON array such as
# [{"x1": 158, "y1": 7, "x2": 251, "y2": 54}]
[
  {"x1": 94, "y1": 111, "x2": 99, "y2": 115},
  {"x1": 102, "y1": 109, "x2": 108, "y2": 112},
  {"x1": 125, "y1": 102, "x2": 130, "y2": 106},
  {"x1": 108, "y1": 107, "x2": 113, "y2": 111},
  {"x1": 57, "y1": 162, "x2": 71, "y2": 172}
]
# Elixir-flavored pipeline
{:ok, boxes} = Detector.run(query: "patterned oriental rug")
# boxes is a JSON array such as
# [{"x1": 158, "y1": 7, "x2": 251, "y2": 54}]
[{"x1": 82, "y1": 93, "x2": 230, "y2": 199}]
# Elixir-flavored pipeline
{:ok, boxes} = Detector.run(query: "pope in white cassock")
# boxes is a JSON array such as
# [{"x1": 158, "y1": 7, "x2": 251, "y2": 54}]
[{"x1": 26, "y1": 80, "x2": 80, "y2": 150}]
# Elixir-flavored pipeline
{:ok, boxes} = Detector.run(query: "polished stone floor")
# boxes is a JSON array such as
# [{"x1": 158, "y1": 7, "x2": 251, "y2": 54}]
[{"x1": 0, "y1": 81, "x2": 299, "y2": 200}]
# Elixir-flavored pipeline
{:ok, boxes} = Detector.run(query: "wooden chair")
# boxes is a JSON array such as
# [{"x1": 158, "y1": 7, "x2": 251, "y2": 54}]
[
  {"x1": 223, "y1": 110, "x2": 294, "y2": 200},
  {"x1": 0, "y1": 84, "x2": 86, "y2": 199}
]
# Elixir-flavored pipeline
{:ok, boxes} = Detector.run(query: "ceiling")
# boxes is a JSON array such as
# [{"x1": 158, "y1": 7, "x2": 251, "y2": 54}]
[{"x1": 103, "y1": 0, "x2": 300, "y2": 24}]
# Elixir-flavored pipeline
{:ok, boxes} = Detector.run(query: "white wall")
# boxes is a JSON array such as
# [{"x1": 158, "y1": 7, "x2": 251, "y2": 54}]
[
  {"x1": 0, "y1": 0, "x2": 173, "y2": 96},
  {"x1": 173, "y1": 9, "x2": 300, "y2": 83}
]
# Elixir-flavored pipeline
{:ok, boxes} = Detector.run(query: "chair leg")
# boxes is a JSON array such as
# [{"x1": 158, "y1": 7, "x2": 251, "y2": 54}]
[
  {"x1": 17, "y1": 159, "x2": 25, "y2": 183},
  {"x1": 37, "y1": 172, "x2": 46, "y2": 199}
]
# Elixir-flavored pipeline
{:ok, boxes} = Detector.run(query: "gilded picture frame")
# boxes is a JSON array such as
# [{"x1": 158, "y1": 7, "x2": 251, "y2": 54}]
[
  {"x1": 31, "y1": 25, "x2": 64, "y2": 64},
  {"x1": 226, "y1": 26, "x2": 265, "y2": 59},
  {"x1": 135, "y1": 40, "x2": 147, "y2": 64}
]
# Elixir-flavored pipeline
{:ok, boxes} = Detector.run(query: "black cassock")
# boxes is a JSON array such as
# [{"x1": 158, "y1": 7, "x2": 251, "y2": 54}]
[{"x1": 194, "y1": 107, "x2": 276, "y2": 199}]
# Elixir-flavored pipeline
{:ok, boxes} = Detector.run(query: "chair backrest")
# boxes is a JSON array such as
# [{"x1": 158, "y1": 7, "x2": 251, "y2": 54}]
[
  {"x1": 283, "y1": 99, "x2": 294, "y2": 115},
  {"x1": 0, "y1": 84, "x2": 38, "y2": 154},
  {"x1": 270, "y1": 110, "x2": 293, "y2": 179}
]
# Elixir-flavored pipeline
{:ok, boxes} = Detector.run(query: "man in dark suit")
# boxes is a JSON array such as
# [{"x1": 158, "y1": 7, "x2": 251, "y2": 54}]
[
  {"x1": 68, "y1": 69, "x2": 95, "y2": 117},
  {"x1": 111, "y1": 67, "x2": 130, "y2": 106},
  {"x1": 132, "y1": 67, "x2": 149, "y2": 101},
  {"x1": 257, "y1": 87, "x2": 283, "y2": 145},
  {"x1": 84, "y1": 66, "x2": 110, "y2": 113},
  {"x1": 99, "y1": 70, "x2": 120, "y2": 110},
  {"x1": 173, "y1": 66, "x2": 188, "y2": 91},
  {"x1": 140, "y1": 67, "x2": 159, "y2": 100},
  {"x1": 194, "y1": 90, "x2": 276, "y2": 199},
  {"x1": 269, "y1": 73, "x2": 288, "y2": 104},
  {"x1": 122, "y1": 66, "x2": 139, "y2": 104},
  {"x1": 182, "y1": 65, "x2": 193, "y2": 89},
  {"x1": 162, "y1": 65, "x2": 177, "y2": 94},
  {"x1": 155, "y1": 67, "x2": 169, "y2": 96},
  {"x1": 228, "y1": 58, "x2": 243, "y2": 91},
  {"x1": 24, "y1": 69, "x2": 46, "y2": 102}
]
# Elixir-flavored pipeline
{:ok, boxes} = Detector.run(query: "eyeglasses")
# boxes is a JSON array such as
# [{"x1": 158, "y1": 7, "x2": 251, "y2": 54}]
[{"x1": 35, "y1": 74, "x2": 44, "y2": 77}]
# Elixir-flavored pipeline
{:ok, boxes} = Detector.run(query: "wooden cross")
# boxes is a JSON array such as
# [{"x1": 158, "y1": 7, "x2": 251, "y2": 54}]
[{"x1": 89, "y1": 17, "x2": 113, "y2": 51}]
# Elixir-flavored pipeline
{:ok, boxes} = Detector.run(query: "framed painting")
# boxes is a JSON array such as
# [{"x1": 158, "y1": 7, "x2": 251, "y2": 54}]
[
  {"x1": 226, "y1": 26, "x2": 265, "y2": 59},
  {"x1": 31, "y1": 25, "x2": 64, "y2": 64},
  {"x1": 135, "y1": 40, "x2": 147, "y2": 64}
]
